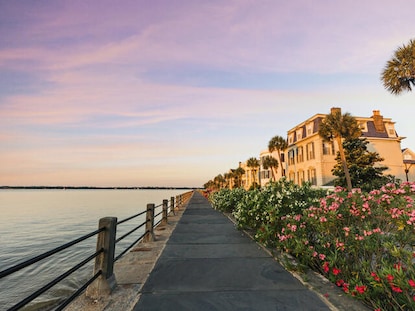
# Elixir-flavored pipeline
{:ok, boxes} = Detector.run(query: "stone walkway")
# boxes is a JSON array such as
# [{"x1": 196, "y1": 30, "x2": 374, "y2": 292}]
[
  {"x1": 68, "y1": 191, "x2": 369, "y2": 311},
  {"x1": 133, "y1": 191, "x2": 334, "y2": 311}
]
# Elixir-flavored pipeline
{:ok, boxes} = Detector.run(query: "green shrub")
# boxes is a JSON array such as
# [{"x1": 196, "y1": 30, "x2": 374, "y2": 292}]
[{"x1": 210, "y1": 180, "x2": 415, "y2": 310}]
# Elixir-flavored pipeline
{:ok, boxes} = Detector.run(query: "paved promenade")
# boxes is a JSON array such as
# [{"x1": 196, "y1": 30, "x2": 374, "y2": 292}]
[{"x1": 133, "y1": 191, "x2": 333, "y2": 311}]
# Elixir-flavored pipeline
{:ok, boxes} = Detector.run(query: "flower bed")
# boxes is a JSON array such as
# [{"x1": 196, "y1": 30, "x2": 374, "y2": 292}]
[{"x1": 210, "y1": 180, "x2": 415, "y2": 311}]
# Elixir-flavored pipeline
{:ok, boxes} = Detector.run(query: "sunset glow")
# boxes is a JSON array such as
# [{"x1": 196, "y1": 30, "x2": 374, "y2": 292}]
[{"x1": 1, "y1": 1, "x2": 414, "y2": 187}]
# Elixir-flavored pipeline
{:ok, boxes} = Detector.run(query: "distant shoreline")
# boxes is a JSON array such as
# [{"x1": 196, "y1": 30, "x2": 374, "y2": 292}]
[{"x1": 0, "y1": 186, "x2": 198, "y2": 190}]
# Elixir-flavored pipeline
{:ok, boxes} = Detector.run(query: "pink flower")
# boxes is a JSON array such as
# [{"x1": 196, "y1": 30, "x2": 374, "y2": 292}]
[{"x1": 319, "y1": 253, "x2": 326, "y2": 261}]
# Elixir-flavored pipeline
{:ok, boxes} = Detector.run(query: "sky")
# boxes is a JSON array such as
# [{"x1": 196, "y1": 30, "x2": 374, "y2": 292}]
[{"x1": 0, "y1": 0, "x2": 414, "y2": 188}]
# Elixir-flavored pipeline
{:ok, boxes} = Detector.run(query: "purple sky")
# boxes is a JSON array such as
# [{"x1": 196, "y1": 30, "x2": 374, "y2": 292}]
[{"x1": 0, "y1": 0, "x2": 414, "y2": 187}]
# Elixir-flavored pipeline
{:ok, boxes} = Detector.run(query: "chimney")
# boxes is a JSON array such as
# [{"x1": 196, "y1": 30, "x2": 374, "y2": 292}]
[
  {"x1": 330, "y1": 107, "x2": 341, "y2": 115},
  {"x1": 372, "y1": 110, "x2": 386, "y2": 132}
]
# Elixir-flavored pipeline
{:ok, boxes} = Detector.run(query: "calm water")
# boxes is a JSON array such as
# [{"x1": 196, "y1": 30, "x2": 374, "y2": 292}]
[{"x1": 0, "y1": 189, "x2": 186, "y2": 311}]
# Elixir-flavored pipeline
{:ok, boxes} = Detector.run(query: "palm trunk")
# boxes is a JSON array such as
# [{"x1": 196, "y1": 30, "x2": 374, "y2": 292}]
[
  {"x1": 337, "y1": 137, "x2": 352, "y2": 191},
  {"x1": 277, "y1": 151, "x2": 285, "y2": 177},
  {"x1": 270, "y1": 167, "x2": 276, "y2": 181}
]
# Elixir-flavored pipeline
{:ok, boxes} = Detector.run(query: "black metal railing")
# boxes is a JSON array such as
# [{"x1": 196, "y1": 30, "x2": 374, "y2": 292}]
[{"x1": 0, "y1": 190, "x2": 194, "y2": 311}]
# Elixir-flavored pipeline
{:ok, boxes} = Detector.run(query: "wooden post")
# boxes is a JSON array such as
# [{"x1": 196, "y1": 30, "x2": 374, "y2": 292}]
[
  {"x1": 86, "y1": 217, "x2": 117, "y2": 299},
  {"x1": 161, "y1": 199, "x2": 168, "y2": 225},
  {"x1": 170, "y1": 196, "x2": 175, "y2": 215},
  {"x1": 143, "y1": 203, "x2": 155, "y2": 242}
]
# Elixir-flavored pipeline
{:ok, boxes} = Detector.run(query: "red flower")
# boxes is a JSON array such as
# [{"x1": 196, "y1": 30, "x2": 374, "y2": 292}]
[
  {"x1": 336, "y1": 279, "x2": 345, "y2": 287},
  {"x1": 391, "y1": 285, "x2": 403, "y2": 293},
  {"x1": 409, "y1": 279, "x2": 415, "y2": 287},
  {"x1": 386, "y1": 274, "x2": 394, "y2": 283},
  {"x1": 323, "y1": 261, "x2": 330, "y2": 273},
  {"x1": 355, "y1": 285, "x2": 367, "y2": 294},
  {"x1": 371, "y1": 272, "x2": 380, "y2": 282},
  {"x1": 332, "y1": 267, "x2": 341, "y2": 276},
  {"x1": 342, "y1": 282, "x2": 350, "y2": 293}
]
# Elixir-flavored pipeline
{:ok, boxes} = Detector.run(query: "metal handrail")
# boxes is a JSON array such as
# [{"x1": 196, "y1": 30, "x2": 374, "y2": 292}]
[
  {"x1": 1, "y1": 191, "x2": 193, "y2": 311},
  {"x1": 0, "y1": 227, "x2": 104, "y2": 279},
  {"x1": 8, "y1": 249, "x2": 103, "y2": 311},
  {"x1": 115, "y1": 221, "x2": 148, "y2": 244},
  {"x1": 117, "y1": 209, "x2": 147, "y2": 225}
]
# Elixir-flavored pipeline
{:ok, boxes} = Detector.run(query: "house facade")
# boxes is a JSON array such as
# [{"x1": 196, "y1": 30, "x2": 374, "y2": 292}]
[{"x1": 259, "y1": 108, "x2": 407, "y2": 188}]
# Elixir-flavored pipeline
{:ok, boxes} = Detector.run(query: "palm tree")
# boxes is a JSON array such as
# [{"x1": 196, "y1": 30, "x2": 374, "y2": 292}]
[
  {"x1": 246, "y1": 157, "x2": 260, "y2": 188},
  {"x1": 233, "y1": 167, "x2": 245, "y2": 188},
  {"x1": 223, "y1": 172, "x2": 232, "y2": 189},
  {"x1": 381, "y1": 38, "x2": 415, "y2": 95},
  {"x1": 213, "y1": 174, "x2": 225, "y2": 190},
  {"x1": 268, "y1": 135, "x2": 287, "y2": 177},
  {"x1": 318, "y1": 108, "x2": 361, "y2": 191},
  {"x1": 262, "y1": 155, "x2": 279, "y2": 181}
]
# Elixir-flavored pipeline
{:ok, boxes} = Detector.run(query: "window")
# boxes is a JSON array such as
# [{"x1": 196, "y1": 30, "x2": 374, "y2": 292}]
[
  {"x1": 306, "y1": 142, "x2": 315, "y2": 160},
  {"x1": 288, "y1": 149, "x2": 295, "y2": 165},
  {"x1": 308, "y1": 168, "x2": 317, "y2": 185},
  {"x1": 359, "y1": 122, "x2": 367, "y2": 132},
  {"x1": 260, "y1": 170, "x2": 270, "y2": 179},
  {"x1": 289, "y1": 171, "x2": 295, "y2": 182},
  {"x1": 306, "y1": 124, "x2": 313, "y2": 136},
  {"x1": 387, "y1": 126, "x2": 395, "y2": 136},
  {"x1": 297, "y1": 130, "x2": 302, "y2": 140},
  {"x1": 297, "y1": 146, "x2": 304, "y2": 162},
  {"x1": 322, "y1": 141, "x2": 334, "y2": 155},
  {"x1": 298, "y1": 170, "x2": 305, "y2": 185}
]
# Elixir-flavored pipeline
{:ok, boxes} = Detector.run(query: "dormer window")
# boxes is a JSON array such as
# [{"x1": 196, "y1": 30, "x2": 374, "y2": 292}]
[
  {"x1": 297, "y1": 130, "x2": 302, "y2": 140},
  {"x1": 359, "y1": 122, "x2": 367, "y2": 132}
]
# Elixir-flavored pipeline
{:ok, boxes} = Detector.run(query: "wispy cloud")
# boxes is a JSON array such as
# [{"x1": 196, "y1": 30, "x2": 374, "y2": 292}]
[{"x1": 1, "y1": 0, "x2": 414, "y2": 186}]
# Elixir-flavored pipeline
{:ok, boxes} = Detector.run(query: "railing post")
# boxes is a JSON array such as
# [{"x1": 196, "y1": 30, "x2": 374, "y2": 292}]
[
  {"x1": 143, "y1": 203, "x2": 155, "y2": 242},
  {"x1": 176, "y1": 194, "x2": 182, "y2": 210},
  {"x1": 86, "y1": 217, "x2": 117, "y2": 299},
  {"x1": 170, "y1": 196, "x2": 175, "y2": 215},
  {"x1": 162, "y1": 199, "x2": 168, "y2": 225}
]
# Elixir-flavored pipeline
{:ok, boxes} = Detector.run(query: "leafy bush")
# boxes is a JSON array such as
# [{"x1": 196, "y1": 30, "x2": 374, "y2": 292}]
[
  {"x1": 276, "y1": 182, "x2": 415, "y2": 310},
  {"x1": 209, "y1": 181, "x2": 415, "y2": 310},
  {"x1": 209, "y1": 187, "x2": 246, "y2": 213}
]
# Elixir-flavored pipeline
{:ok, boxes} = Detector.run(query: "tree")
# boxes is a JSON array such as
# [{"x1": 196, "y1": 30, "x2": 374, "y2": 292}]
[
  {"x1": 268, "y1": 135, "x2": 287, "y2": 177},
  {"x1": 213, "y1": 174, "x2": 225, "y2": 190},
  {"x1": 262, "y1": 155, "x2": 279, "y2": 181},
  {"x1": 223, "y1": 172, "x2": 232, "y2": 189},
  {"x1": 246, "y1": 157, "x2": 260, "y2": 189},
  {"x1": 233, "y1": 167, "x2": 245, "y2": 188},
  {"x1": 332, "y1": 138, "x2": 392, "y2": 192},
  {"x1": 381, "y1": 38, "x2": 415, "y2": 95},
  {"x1": 319, "y1": 108, "x2": 361, "y2": 191}
]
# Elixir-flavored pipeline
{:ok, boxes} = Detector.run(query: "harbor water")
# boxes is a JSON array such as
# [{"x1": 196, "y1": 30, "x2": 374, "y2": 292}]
[{"x1": 0, "y1": 189, "x2": 185, "y2": 310}]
